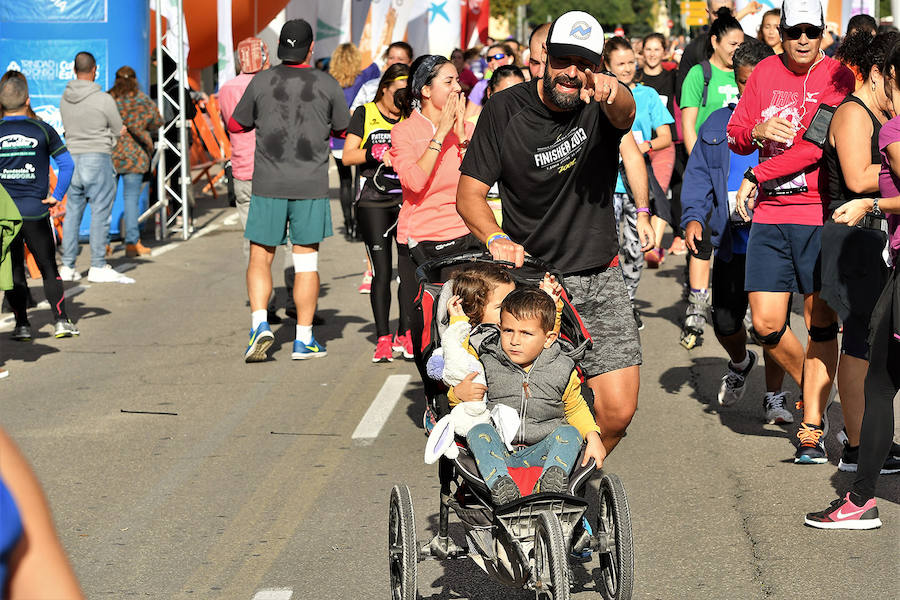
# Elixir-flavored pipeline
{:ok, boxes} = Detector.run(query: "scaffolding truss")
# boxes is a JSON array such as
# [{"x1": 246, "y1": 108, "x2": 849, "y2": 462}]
[{"x1": 146, "y1": 0, "x2": 190, "y2": 240}]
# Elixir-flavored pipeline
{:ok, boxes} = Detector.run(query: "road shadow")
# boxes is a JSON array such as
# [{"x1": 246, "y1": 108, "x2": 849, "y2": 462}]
[{"x1": 403, "y1": 381, "x2": 427, "y2": 430}]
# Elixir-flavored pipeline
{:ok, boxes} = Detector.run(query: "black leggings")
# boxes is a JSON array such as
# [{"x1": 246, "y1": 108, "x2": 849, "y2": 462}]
[
  {"x1": 851, "y1": 269, "x2": 899, "y2": 503},
  {"x1": 357, "y1": 203, "x2": 407, "y2": 337},
  {"x1": 334, "y1": 156, "x2": 354, "y2": 233},
  {"x1": 7, "y1": 216, "x2": 67, "y2": 324}
]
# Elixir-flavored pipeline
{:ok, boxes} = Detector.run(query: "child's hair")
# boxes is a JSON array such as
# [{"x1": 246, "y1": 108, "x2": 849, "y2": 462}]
[
  {"x1": 732, "y1": 38, "x2": 774, "y2": 71},
  {"x1": 500, "y1": 288, "x2": 556, "y2": 332},
  {"x1": 451, "y1": 263, "x2": 514, "y2": 324}
]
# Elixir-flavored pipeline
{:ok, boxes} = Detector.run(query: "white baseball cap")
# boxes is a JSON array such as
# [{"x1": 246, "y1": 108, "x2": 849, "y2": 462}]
[
  {"x1": 546, "y1": 11, "x2": 605, "y2": 66},
  {"x1": 781, "y1": 0, "x2": 824, "y2": 28}
]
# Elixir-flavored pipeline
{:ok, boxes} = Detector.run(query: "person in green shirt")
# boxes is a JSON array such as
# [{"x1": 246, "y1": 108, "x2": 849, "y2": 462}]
[{"x1": 681, "y1": 7, "x2": 743, "y2": 155}]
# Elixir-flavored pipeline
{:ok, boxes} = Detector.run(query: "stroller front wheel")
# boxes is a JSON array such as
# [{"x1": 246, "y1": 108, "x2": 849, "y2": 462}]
[
  {"x1": 533, "y1": 510, "x2": 570, "y2": 600},
  {"x1": 597, "y1": 473, "x2": 634, "y2": 600},
  {"x1": 389, "y1": 484, "x2": 418, "y2": 600}
]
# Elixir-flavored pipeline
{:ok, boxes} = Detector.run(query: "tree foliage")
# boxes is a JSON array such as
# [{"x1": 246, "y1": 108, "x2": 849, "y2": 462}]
[{"x1": 524, "y1": 0, "x2": 657, "y2": 34}]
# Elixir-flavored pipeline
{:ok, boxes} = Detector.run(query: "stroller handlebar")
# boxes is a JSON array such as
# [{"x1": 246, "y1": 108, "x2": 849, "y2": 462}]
[{"x1": 414, "y1": 251, "x2": 559, "y2": 286}]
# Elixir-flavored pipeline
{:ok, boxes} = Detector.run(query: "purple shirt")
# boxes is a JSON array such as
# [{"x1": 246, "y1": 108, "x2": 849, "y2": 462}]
[{"x1": 878, "y1": 116, "x2": 900, "y2": 260}]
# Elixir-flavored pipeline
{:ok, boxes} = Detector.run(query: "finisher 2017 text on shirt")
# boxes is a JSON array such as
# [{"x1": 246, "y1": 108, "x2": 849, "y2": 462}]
[{"x1": 533, "y1": 127, "x2": 588, "y2": 171}]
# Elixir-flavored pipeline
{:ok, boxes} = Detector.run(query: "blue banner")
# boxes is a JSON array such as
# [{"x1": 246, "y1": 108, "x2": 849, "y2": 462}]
[
  {"x1": 0, "y1": 38, "x2": 108, "y2": 134},
  {"x1": 0, "y1": 0, "x2": 107, "y2": 23}
]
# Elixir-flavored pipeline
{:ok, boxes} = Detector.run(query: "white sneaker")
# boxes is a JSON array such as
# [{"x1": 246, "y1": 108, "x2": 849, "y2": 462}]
[
  {"x1": 87, "y1": 265, "x2": 135, "y2": 284},
  {"x1": 764, "y1": 391, "x2": 794, "y2": 424},
  {"x1": 59, "y1": 265, "x2": 82, "y2": 281}
]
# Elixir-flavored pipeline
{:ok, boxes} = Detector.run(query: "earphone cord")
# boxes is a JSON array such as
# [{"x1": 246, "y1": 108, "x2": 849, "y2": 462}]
[{"x1": 796, "y1": 50, "x2": 826, "y2": 131}]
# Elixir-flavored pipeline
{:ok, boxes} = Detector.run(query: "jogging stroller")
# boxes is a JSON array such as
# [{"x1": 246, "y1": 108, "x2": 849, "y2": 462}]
[{"x1": 389, "y1": 252, "x2": 635, "y2": 600}]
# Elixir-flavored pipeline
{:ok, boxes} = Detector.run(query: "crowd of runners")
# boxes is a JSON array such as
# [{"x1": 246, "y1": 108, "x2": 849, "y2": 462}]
[{"x1": 1, "y1": 0, "x2": 898, "y2": 558}]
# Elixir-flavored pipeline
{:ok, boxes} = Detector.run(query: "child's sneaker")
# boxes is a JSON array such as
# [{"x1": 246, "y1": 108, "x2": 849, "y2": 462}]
[
  {"x1": 292, "y1": 336, "x2": 327, "y2": 360},
  {"x1": 533, "y1": 466, "x2": 569, "y2": 494},
  {"x1": 244, "y1": 322, "x2": 274, "y2": 363},
  {"x1": 489, "y1": 475, "x2": 521, "y2": 506},
  {"x1": 805, "y1": 493, "x2": 881, "y2": 529},
  {"x1": 392, "y1": 330, "x2": 414, "y2": 359},
  {"x1": 373, "y1": 335, "x2": 394, "y2": 363}
]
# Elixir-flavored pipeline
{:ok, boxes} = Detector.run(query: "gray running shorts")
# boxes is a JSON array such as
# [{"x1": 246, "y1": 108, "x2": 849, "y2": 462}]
[{"x1": 563, "y1": 265, "x2": 642, "y2": 378}]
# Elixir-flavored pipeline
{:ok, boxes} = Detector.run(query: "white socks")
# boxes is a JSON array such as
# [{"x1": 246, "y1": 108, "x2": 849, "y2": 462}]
[
  {"x1": 731, "y1": 352, "x2": 752, "y2": 371},
  {"x1": 251, "y1": 310, "x2": 267, "y2": 329},
  {"x1": 296, "y1": 325, "x2": 313, "y2": 343}
]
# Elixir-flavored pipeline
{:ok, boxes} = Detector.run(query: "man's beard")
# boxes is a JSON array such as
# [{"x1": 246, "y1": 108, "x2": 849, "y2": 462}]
[{"x1": 542, "y1": 70, "x2": 585, "y2": 111}]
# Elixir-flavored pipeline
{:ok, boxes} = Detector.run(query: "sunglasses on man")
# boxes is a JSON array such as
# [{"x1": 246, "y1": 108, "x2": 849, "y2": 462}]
[
  {"x1": 782, "y1": 25, "x2": 823, "y2": 40},
  {"x1": 487, "y1": 53, "x2": 507, "y2": 61}
]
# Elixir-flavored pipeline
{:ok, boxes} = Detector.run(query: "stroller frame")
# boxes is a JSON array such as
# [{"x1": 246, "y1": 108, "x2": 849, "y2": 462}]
[{"x1": 389, "y1": 252, "x2": 635, "y2": 600}]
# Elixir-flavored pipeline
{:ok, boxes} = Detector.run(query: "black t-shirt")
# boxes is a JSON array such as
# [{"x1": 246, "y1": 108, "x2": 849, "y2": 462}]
[
  {"x1": 460, "y1": 80, "x2": 630, "y2": 274},
  {"x1": 638, "y1": 69, "x2": 678, "y2": 140},
  {"x1": 347, "y1": 103, "x2": 402, "y2": 207}
]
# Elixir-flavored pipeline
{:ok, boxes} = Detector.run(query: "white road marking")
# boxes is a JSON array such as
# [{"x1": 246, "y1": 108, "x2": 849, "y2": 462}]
[
  {"x1": 251, "y1": 589, "x2": 293, "y2": 600},
  {"x1": 351, "y1": 374, "x2": 412, "y2": 443},
  {"x1": 151, "y1": 217, "x2": 226, "y2": 258},
  {"x1": 223, "y1": 211, "x2": 240, "y2": 226}
]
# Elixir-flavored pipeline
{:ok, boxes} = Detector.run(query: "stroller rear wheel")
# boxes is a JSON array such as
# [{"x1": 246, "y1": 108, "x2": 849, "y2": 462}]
[
  {"x1": 533, "y1": 511, "x2": 570, "y2": 600},
  {"x1": 597, "y1": 473, "x2": 634, "y2": 600},
  {"x1": 389, "y1": 485, "x2": 418, "y2": 600}
]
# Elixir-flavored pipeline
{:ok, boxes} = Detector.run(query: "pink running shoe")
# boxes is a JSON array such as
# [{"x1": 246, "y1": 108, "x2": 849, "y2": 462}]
[
  {"x1": 372, "y1": 335, "x2": 394, "y2": 363},
  {"x1": 392, "y1": 330, "x2": 414, "y2": 359},
  {"x1": 805, "y1": 493, "x2": 881, "y2": 529},
  {"x1": 358, "y1": 270, "x2": 373, "y2": 294}
]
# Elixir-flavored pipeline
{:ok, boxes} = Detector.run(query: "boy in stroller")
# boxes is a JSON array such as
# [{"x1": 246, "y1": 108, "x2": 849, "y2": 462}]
[{"x1": 447, "y1": 285, "x2": 606, "y2": 506}]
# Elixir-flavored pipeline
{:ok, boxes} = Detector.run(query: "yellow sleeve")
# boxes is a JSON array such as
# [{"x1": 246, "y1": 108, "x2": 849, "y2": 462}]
[
  {"x1": 562, "y1": 370, "x2": 601, "y2": 438},
  {"x1": 448, "y1": 386, "x2": 460, "y2": 408}
]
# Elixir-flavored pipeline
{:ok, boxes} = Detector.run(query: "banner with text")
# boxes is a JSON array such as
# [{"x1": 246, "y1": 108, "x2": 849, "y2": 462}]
[{"x1": 0, "y1": 38, "x2": 108, "y2": 134}]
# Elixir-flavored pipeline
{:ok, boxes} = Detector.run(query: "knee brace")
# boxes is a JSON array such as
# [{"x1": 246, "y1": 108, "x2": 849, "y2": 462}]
[
  {"x1": 808, "y1": 322, "x2": 839, "y2": 342},
  {"x1": 753, "y1": 321, "x2": 788, "y2": 346},
  {"x1": 292, "y1": 251, "x2": 318, "y2": 273}
]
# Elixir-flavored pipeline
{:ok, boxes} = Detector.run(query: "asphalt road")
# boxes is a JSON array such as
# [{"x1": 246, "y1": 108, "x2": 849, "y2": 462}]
[{"x1": 1, "y1": 191, "x2": 898, "y2": 600}]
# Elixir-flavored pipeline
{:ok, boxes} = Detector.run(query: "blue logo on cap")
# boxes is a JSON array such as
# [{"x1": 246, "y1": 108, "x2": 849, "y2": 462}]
[{"x1": 570, "y1": 22, "x2": 592, "y2": 40}]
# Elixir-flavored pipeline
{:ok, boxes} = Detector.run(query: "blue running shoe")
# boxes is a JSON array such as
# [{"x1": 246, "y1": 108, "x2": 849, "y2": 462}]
[
  {"x1": 244, "y1": 322, "x2": 274, "y2": 363},
  {"x1": 292, "y1": 336, "x2": 327, "y2": 360}
]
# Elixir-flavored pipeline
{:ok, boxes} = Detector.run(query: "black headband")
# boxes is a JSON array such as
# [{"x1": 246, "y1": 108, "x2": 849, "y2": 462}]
[{"x1": 410, "y1": 55, "x2": 445, "y2": 105}]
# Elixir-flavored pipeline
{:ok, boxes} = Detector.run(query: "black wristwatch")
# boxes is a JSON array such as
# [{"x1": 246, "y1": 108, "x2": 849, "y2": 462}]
[{"x1": 743, "y1": 167, "x2": 758, "y2": 185}]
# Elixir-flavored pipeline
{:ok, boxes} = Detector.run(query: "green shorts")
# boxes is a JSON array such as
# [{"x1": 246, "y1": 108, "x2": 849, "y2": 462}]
[{"x1": 244, "y1": 195, "x2": 333, "y2": 247}]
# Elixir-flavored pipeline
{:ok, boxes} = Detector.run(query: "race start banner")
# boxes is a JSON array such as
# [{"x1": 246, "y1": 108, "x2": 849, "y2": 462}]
[{"x1": 0, "y1": 0, "x2": 108, "y2": 23}]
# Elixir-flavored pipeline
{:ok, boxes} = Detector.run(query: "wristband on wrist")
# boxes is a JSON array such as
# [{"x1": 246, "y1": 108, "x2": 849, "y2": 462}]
[
  {"x1": 743, "y1": 167, "x2": 758, "y2": 185},
  {"x1": 430, "y1": 138, "x2": 443, "y2": 149},
  {"x1": 486, "y1": 231, "x2": 510, "y2": 248},
  {"x1": 428, "y1": 143, "x2": 441, "y2": 153},
  {"x1": 636, "y1": 207, "x2": 651, "y2": 216},
  {"x1": 872, "y1": 197, "x2": 883, "y2": 216}
]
